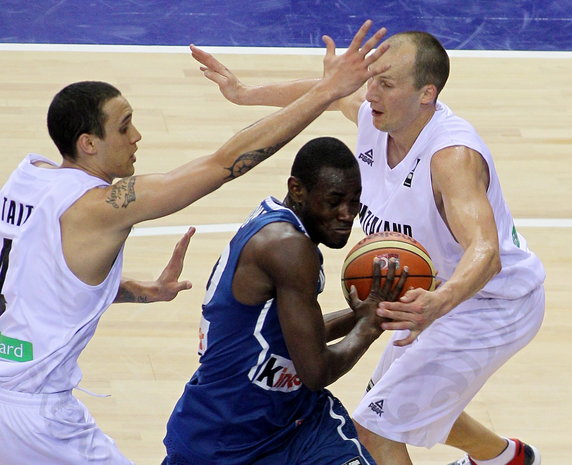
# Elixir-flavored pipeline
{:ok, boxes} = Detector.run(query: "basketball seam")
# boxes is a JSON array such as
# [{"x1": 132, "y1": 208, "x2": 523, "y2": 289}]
[
  {"x1": 341, "y1": 274, "x2": 434, "y2": 280},
  {"x1": 342, "y1": 241, "x2": 436, "y2": 277}
]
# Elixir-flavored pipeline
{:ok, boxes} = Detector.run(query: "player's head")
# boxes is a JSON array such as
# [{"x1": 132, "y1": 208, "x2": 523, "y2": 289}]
[
  {"x1": 392, "y1": 31, "x2": 450, "y2": 97},
  {"x1": 287, "y1": 137, "x2": 361, "y2": 249},
  {"x1": 365, "y1": 31, "x2": 449, "y2": 132},
  {"x1": 48, "y1": 81, "x2": 123, "y2": 160}
]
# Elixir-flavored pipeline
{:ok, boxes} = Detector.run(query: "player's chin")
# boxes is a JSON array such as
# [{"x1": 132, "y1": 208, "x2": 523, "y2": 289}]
[
  {"x1": 371, "y1": 115, "x2": 388, "y2": 132},
  {"x1": 122, "y1": 165, "x2": 136, "y2": 177},
  {"x1": 323, "y1": 230, "x2": 352, "y2": 249}
]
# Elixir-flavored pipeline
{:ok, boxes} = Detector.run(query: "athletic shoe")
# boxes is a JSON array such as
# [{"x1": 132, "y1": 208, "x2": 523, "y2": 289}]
[{"x1": 447, "y1": 439, "x2": 541, "y2": 465}]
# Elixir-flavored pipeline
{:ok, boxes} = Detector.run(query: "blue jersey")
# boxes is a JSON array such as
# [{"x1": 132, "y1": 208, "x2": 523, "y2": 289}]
[{"x1": 164, "y1": 197, "x2": 327, "y2": 463}]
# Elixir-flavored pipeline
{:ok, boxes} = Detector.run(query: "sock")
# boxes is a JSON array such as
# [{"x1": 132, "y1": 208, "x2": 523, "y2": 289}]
[{"x1": 471, "y1": 438, "x2": 516, "y2": 465}]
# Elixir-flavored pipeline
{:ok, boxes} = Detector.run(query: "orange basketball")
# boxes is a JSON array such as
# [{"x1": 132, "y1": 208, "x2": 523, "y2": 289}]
[{"x1": 341, "y1": 231, "x2": 436, "y2": 302}]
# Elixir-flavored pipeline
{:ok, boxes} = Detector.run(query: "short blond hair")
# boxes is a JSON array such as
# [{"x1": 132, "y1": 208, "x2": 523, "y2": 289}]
[{"x1": 391, "y1": 31, "x2": 450, "y2": 96}]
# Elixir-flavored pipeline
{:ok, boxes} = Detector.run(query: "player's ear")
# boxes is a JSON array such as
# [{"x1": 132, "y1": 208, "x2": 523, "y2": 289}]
[
  {"x1": 287, "y1": 176, "x2": 305, "y2": 204},
  {"x1": 77, "y1": 133, "x2": 97, "y2": 156},
  {"x1": 420, "y1": 84, "x2": 437, "y2": 104}
]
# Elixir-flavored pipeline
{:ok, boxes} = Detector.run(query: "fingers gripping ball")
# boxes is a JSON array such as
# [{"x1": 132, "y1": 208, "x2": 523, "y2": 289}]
[{"x1": 341, "y1": 231, "x2": 436, "y2": 302}]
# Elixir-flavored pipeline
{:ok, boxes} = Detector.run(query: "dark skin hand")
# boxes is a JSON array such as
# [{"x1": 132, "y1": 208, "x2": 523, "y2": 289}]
[
  {"x1": 325, "y1": 257, "x2": 408, "y2": 342},
  {"x1": 232, "y1": 222, "x2": 407, "y2": 391}
]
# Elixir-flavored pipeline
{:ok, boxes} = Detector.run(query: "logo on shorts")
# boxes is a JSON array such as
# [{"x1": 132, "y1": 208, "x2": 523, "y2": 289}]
[
  {"x1": 368, "y1": 399, "x2": 385, "y2": 416},
  {"x1": 365, "y1": 378, "x2": 375, "y2": 392},
  {"x1": 358, "y1": 149, "x2": 374, "y2": 166},
  {"x1": 343, "y1": 457, "x2": 364, "y2": 465}
]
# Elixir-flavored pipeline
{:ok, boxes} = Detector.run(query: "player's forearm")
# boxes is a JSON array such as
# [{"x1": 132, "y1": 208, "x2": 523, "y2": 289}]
[
  {"x1": 212, "y1": 80, "x2": 344, "y2": 177},
  {"x1": 434, "y1": 242, "x2": 500, "y2": 314},
  {"x1": 114, "y1": 278, "x2": 154, "y2": 303},
  {"x1": 304, "y1": 317, "x2": 381, "y2": 390},
  {"x1": 323, "y1": 308, "x2": 355, "y2": 342},
  {"x1": 239, "y1": 79, "x2": 320, "y2": 107},
  {"x1": 242, "y1": 79, "x2": 349, "y2": 114},
  {"x1": 155, "y1": 81, "x2": 339, "y2": 208}
]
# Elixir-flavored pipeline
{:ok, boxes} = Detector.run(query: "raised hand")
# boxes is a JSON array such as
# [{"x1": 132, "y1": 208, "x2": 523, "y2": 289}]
[
  {"x1": 189, "y1": 20, "x2": 390, "y2": 107},
  {"x1": 320, "y1": 19, "x2": 391, "y2": 99},
  {"x1": 151, "y1": 226, "x2": 195, "y2": 301},
  {"x1": 190, "y1": 45, "x2": 245, "y2": 104},
  {"x1": 115, "y1": 227, "x2": 195, "y2": 303}
]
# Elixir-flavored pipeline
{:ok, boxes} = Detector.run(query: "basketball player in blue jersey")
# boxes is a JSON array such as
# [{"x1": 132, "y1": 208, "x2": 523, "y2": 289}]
[
  {"x1": 189, "y1": 31, "x2": 545, "y2": 465},
  {"x1": 163, "y1": 136, "x2": 407, "y2": 465},
  {"x1": 0, "y1": 21, "x2": 391, "y2": 465}
]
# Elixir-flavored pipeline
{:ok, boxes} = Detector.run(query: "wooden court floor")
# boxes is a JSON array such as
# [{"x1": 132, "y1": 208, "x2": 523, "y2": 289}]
[{"x1": 1, "y1": 48, "x2": 570, "y2": 464}]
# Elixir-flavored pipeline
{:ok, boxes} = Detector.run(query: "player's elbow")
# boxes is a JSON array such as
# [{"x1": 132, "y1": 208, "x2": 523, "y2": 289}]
[
  {"x1": 492, "y1": 254, "x2": 502, "y2": 275},
  {"x1": 484, "y1": 244, "x2": 501, "y2": 278},
  {"x1": 297, "y1": 365, "x2": 331, "y2": 391},
  {"x1": 300, "y1": 376, "x2": 327, "y2": 391}
]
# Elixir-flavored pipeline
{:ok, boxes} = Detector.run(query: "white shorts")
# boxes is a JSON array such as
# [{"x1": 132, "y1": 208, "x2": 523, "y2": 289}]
[
  {"x1": 353, "y1": 286, "x2": 545, "y2": 448},
  {"x1": 0, "y1": 387, "x2": 134, "y2": 465}
]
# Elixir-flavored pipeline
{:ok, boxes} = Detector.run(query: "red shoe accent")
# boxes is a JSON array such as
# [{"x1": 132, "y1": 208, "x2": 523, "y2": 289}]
[
  {"x1": 447, "y1": 439, "x2": 540, "y2": 465},
  {"x1": 508, "y1": 438, "x2": 540, "y2": 465}
]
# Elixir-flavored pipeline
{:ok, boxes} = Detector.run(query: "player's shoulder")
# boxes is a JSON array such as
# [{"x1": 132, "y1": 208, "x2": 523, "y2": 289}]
[
  {"x1": 253, "y1": 221, "x2": 308, "y2": 248},
  {"x1": 249, "y1": 222, "x2": 314, "y2": 266},
  {"x1": 430, "y1": 146, "x2": 490, "y2": 191},
  {"x1": 431, "y1": 145, "x2": 484, "y2": 165},
  {"x1": 61, "y1": 175, "x2": 134, "y2": 236},
  {"x1": 252, "y1": 223, "x2": 319, "y2": 281}
]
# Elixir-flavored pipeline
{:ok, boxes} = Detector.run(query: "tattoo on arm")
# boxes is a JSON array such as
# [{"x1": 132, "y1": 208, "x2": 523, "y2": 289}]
[
  {"x1": 224, "y1": 139, "x2": 292, "y2": 181},
  {"x1": 106, "y1": 177, "x2": 137, "y2": 208},
  {"x1": 115, "y1": 285, "x2": 149, "y2": 303}
]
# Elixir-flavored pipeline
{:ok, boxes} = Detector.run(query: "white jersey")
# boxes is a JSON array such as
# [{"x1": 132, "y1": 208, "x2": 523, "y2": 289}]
[
  {"x1": 0, "y1": 154, "x2": 123, "y2": 393},
  {"x1": 355, "y1": 100, "x2": 545, "y2": 300}
]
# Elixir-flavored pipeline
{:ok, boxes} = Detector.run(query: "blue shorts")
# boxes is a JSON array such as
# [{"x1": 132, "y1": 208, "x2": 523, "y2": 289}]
[{"x1": 162, "y1": 391, "x2": 376, "y2": 465}]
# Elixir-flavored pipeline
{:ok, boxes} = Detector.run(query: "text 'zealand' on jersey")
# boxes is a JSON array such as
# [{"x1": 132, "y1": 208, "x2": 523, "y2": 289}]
[{"x1": 358, "y1": 202, "x2": 412, "y2": 236}]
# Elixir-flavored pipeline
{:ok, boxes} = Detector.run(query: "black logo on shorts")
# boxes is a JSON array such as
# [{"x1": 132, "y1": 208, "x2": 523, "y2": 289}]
[
  {"x1": 343, "y1": 457, "x2": 364, "y2": 465},
  {"x1": 358, "y1": 149, "x2": 374, "y2": 166},
  {"x1": 365, "y1": 378, "x2": 374, "y2": 392},
  {"x1": 368, "y1": 399, "x2": 384, "y2": 416}
]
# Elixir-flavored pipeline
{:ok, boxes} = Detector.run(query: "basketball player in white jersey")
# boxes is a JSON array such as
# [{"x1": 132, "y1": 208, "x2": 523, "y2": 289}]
[
  {"x1": 0, "y1": 20, "x2": 390, "y2": 465},
  {"x1": 0, "y1": 156, "x2": 194, "y2": 314},
  {"x1": 193, "y1": 31, "x2": 545, "y2": 465}
]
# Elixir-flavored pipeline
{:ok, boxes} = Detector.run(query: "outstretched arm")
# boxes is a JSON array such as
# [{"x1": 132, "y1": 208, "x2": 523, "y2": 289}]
[
  {"x1": 98, "y1": 20, "x2": 390, "y2": 232},
  {"x1": 192, "y1": 31, "x2": 390, "y2": 124},
  {"x1": 63, "y1": 21, "x2": 391, "y2": 287},
  {"x1": 194, "y1": 52, "x2": 321, "y2": 108},
  {"x1": 114, "y1": 227, "x2": 194, "y2": 303}
]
